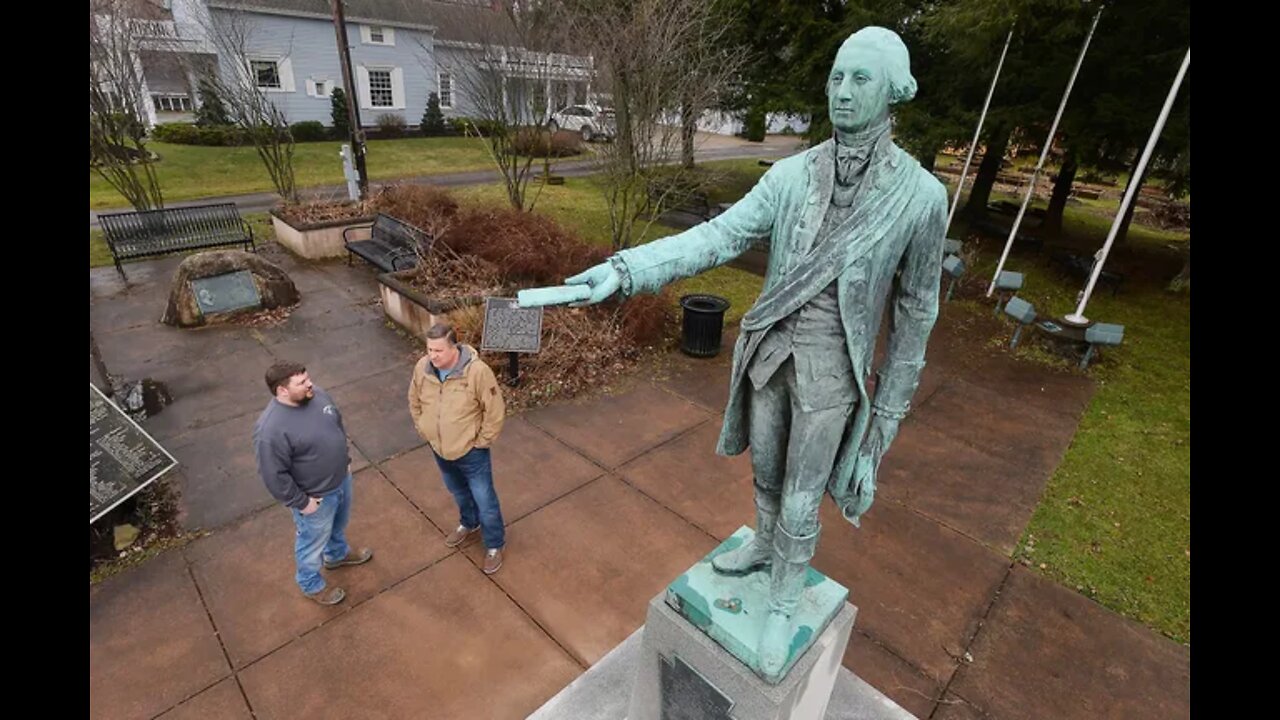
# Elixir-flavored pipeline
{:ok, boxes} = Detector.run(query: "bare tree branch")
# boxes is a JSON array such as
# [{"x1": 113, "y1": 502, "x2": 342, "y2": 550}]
[
  {"x1": 406, "y1": 0, "x2": 584, "y2": 211},
  {"x1": 89, "y1": 0, "x2": 168, "y2": 211},
  {"x1": 564, "y1": 0, "x2": 748, "y2": 249},
  {"x1": 194, "y1": 3, "x2": 298, "y2": 202}
]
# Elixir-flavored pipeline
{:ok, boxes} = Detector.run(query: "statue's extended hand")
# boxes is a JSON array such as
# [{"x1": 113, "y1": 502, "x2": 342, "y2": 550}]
[{"x1": 564, "y1": 261, "x2": 622, "y2": 307}]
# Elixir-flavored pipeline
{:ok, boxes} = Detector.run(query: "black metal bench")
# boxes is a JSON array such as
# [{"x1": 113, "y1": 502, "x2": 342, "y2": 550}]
[
  {"x1": 646, "y1": 176, "x2": 713, "y2": 220},
  {"x1": 343, "y1": 213, "x2": 432, "y2": 273},
  {"x1": 987, "y1": 200, "x2": 1044, "y2": 215},
  {"x1": 1049, "y1": 249, "x2": 1125, "y2": 296},
  {"x1": 971, "y1": 215, "x2": 1044, "y2": 253},
  {"x1": 99, "y1": 202, "x2": 255, "y2": 278}
]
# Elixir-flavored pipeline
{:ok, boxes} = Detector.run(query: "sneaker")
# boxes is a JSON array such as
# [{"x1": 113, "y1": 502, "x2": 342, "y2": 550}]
[
  {"x1": 445, "y1": 525, "x2": 481, "y2": 548},
  {"x1": 304, "y1": 586, "x2": 346, "y2": 606},
  {"x1": 483, "y1": 547, "x2": 504, "y2": 575},
  {"x1": 324, "y1": 547, "x2": 373, "y2": 570}
]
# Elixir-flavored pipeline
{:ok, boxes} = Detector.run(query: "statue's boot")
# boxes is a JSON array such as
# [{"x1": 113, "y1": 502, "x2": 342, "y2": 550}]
[
  {"x1": 712, "y1": 486, "x2": 779, "y2": 575},
  {"x1": 758, "y1": 522, "x2": 820, "y2": 680}
]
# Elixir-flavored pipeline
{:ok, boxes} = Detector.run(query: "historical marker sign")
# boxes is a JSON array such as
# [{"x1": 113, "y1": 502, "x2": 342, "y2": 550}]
[
  {"x1": 481, "y1": 297, "x2": 543, "y2": 354},
  {"x1": 90, "y1": 383, "x2": 178, "y2": 524}
]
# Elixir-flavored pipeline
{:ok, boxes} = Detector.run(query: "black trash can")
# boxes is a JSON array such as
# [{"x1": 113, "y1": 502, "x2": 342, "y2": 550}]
[{"x1": 679, "y1": 294, "x2": 730, "y2": 358}]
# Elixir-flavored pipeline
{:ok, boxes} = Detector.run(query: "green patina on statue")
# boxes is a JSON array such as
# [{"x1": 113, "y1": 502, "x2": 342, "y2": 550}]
[{"x1": 519, "y1": 26, "x2": 946, "y2": 682}]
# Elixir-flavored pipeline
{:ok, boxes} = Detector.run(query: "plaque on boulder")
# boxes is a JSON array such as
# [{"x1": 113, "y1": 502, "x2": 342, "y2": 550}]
[
  {"x1": 90, "y1": 383, "x2": 178, "y2": 524},
  {"x1": 481, "y1": 297, "x2": 543, "y2": 354},
  {"x1": 192, "y1": 270, "x2": 262, "y2": 315}
]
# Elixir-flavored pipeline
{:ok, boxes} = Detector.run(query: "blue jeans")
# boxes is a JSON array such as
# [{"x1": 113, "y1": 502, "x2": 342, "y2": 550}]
[
  {"x1": 434, "y1": 447, "x2": 505, "y2": 550},
  {"x1": 290, "y1": 474, "x2": 353, "y2": 595}
]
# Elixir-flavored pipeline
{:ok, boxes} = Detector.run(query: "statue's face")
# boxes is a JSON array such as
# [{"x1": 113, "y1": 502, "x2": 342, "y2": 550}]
[{"x1": 826, "y1": 42, "x2": 892, "y2": 135}]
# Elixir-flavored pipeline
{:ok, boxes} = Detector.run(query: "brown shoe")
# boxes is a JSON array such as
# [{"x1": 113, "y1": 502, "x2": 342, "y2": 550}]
[
  {"x1": 304, "y1": 586, "x2": 346, "y2": 606},
  {"x1": 483, "y1": 547, "x2": 504, "y2": 575},
  {"x1": 445, "y1": 525, "x2": 481, "y2": 548},
  {"x1": 324, "y1": 547, "x2": 373, "y2": 570}
]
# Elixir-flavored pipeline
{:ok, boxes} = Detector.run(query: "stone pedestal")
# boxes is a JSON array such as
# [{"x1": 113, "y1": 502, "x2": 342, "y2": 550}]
[
  {"x1": 530, "y1": 527, "x2": 916, "y2": 720},
  {"x1": 529, "y1": 623, "x2": 916, "y2": 720},
  {"x1": 664, "y1": 527, "x2": 849, "y2": 684},
  {"x1": 628, "y1": 592, "x2": 855, "y2": 720}
]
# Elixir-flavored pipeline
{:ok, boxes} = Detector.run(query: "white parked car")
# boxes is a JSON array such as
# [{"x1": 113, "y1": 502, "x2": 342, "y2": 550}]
[{"x1": 548, "y1": 105, "x2": 615, "y2": 142}]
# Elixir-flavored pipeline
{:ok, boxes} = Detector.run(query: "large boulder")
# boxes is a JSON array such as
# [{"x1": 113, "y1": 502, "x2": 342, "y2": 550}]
[{"x1": 162, "y1": 250, "x2": 299, "y2": 327}]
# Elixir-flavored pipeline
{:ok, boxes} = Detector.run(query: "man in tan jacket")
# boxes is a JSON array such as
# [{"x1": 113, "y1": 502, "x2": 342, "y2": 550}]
[{"x1": 408, "y1": 323, "x2": 508, "y2": 574}]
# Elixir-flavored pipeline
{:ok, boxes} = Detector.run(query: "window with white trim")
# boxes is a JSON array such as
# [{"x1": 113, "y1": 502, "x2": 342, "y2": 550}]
[
  {"x1": 362, "y1": 25, "x2": 394, "y2": 46},
  {"x1": 152, "y1": 94, "x2": 192, "y2": 112},
  {"x1": 368, "y1": 69, "x2": 394, "y2": 108},
  {"x1": 438, "y1": 71, "x2": 453, "y2": 109},
  {"x1": 314, "y1": 80, "x2": 328, "y2": 96},
  {"x1": 252, "y1": 60, "x2": 281, "y2": 89}
]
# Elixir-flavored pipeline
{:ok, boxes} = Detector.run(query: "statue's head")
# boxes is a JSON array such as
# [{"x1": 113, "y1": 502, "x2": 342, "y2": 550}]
[{"x1": 827, "y1": 27, "x2": 917, "y2": 136}]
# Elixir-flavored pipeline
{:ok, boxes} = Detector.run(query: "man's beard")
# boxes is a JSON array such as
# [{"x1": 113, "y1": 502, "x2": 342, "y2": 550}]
[{"x1": 297, "y1": 392, "x2": 313, "y2": 405}]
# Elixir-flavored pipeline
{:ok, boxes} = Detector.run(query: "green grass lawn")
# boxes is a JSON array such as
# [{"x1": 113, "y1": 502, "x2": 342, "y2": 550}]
[
  {"x1": 90, "y1": 136, "x2": 504, "y2": 209},
  {"x1": 89, "y1": 226, "x2": 113, "y2": 269}
]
